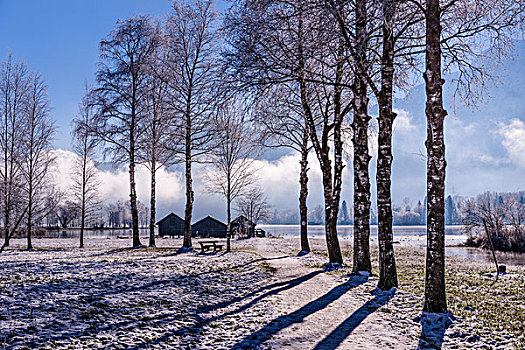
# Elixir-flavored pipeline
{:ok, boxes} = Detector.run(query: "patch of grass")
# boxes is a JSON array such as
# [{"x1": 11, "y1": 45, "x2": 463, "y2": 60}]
[
  {"x1": 260, "y1": 261, "x2": 277, "y2": 274},
  {"x1": 395, "y1": 247, "x2": 525, "y2": 348}
]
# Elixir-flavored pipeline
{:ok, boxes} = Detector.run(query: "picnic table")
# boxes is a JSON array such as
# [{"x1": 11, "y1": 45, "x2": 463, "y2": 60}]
[{"x1": 198, "y1": 240, "x2": 224, "y2": 253}]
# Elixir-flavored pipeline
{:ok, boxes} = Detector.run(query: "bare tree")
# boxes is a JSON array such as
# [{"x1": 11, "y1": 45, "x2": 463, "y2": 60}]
[
  {"x1": 20, "y1": 72, "x2": 57, "y2": 250},
  {"x1": 325, "y1": 0, "x2": 421, "y2": 285},
  {"x1": 235, "y1": 186, "x2": 272, "y2": 227},
  {"x1": 206, "y1": 100, "x2": 261, "y2": 252},
  {"x1": 164, "y1": 0, "x2": 220, "y2": 252},
  {"x1": 0, "y1": 55, "x2": 28, "y2": 248},
  {"x1": 415, "y1": 0, "x2": 524, "y2": 313},
  {"x1": 463, "y1": 192, "x2": 525, "y2": 252},
  {"x1": 90, "y1": 16, "x2": 159, "y2": 248},
  {"x1": 56, "y1": 201, "x2": 80, "y2": 228},
  {"x1": 224, "y1": 0, "x2": 350, "y2": 265},
  {"x1": 71, "y1": 85, "x2": 101, "y2": 248},
  {"x1": 138, "y1": 26, "x2": 173, "y2": 248},
  {"x1": 253, "y1": 85, "x2": 312, "y2": 253}
]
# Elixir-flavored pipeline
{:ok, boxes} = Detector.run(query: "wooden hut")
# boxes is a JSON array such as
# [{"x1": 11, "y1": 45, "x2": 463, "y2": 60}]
[
  {"x1": 157, "y1": 213, "x2": 185, "y2": 237},
  {"x1": 231, "y1": 215, "x2": 256, "y2": 238},
  {"x1": 191, "y1": 216, "x2": 227, "y2": 238}
]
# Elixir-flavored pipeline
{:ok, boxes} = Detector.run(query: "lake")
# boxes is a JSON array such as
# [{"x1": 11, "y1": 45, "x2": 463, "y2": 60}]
[
  {"x1": 45, "y1": 225, "x2": 525, "y2": 266},
  {"x1": 259, "y1": 224, "x2": 525, "y2": 267}
]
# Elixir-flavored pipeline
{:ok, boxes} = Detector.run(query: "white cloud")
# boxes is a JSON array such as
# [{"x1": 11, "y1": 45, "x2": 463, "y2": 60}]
[
  {"x1": 393, "y1": 109, "x2": 417, "y2": 133},
  {"x1": 253, "y1": 152, "x2": 324, "y2": 209},
  {"x1": 51, "y1": 149, "x2": 185, "y2": 205},
  {"x1": 499, "y1": 118, "x2": 525, "y2": 167}
]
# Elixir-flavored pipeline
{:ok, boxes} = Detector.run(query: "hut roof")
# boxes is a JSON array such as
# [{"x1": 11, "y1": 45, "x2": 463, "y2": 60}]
[
  {"x1": 156, "y1": 213, "x2": 184, "y2": 225},
  {"x1": 192, "y1": 215, "x2": 227, "y2": 228},
  {"x1": 232, "y1": 215, "x2": 255, "y2": 226}
]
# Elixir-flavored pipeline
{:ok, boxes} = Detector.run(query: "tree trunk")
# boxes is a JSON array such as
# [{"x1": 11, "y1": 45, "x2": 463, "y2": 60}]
[
  {"x1": 129, "y1": 74, "x2": 141, "y2": 248},
  {"x1": 3, "y1": 87, "x2": 9, "y2": 248},
  {"x1": 352, "y1": 0, "x2": 372, "y2": 273},
  {"x1": 3, "y1": 145, "x2": 8, "y2": 248},
  {"x1": 129, "y1": 156, "x2": 141, "y2": 248},
  {"x1": 182, "y1": 103, "x2": 194, "y2": 249},
  {"x1": 226, "y1": 177, "x2": 231, "y2": 252},
  {"x1": 4, "y1": 209, "x2": 9, "y2": 248},
  {"x1": 299, "y1": 145, "x2": 310, "y2": 253},
  {"x1": 183, "y1": 155, "x2": 194, "y2": 249},
  {"x1": 80, "y1": 153, "x2": 87, "y2": 249},
  {"x1": 80, "y1": 203, "x2": 85, "y2": 249},
  {"x1": 423, "y1": 0, "x2": 447, "y2": 313},
  {"x1": 297, "y1": 12, "x2": 342, "y2": 265},
  {"x1": 321, "y1": 157, "x2": 343, "y2": 265},
  {"x1": 377, "y1": 0, "x2": 398, "y2": 290},
  {"x1": 27, "y1": 196, "x2": 32, "y2": 250},
  {"x1": 149, "y1": 162, "x2": 156, "y2": 247},
  {"x1": 331, "y1": 44, "x2": 345, "y2": 266}
]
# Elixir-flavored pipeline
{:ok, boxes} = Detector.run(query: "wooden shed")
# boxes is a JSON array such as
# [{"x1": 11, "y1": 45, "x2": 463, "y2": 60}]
[
  {"x1": 157, "y1": 213, "x2": 185, "y2": 237},
  {"x1": 231, "y1": 215, "x2": 256, "y2": 238},
  {"x1": 191, "y1": 216, "x2": 227, "y2": 238}
]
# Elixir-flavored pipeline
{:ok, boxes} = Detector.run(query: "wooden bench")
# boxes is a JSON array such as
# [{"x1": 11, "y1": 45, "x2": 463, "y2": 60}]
[{"x1": 199, "y1": 240, "x2": 224, "y2": 253}]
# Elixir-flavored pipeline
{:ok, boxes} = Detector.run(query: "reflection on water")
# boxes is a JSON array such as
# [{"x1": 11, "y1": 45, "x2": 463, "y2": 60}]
[
  {"x1": 257, "y1": 224, "x2": 465, "y2": 243},
  {"x1": 258, "y1": 225, "x2": 525, "y2": 266},
  {"x1": 45, "y1": 228, "x2": 151, "y2": 239},
  {"x1": 446, "y1": 247, "x2": 525, "y2": 266}
]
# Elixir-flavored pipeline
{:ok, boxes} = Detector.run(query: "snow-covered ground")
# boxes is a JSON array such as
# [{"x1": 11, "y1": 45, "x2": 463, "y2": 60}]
[
  {"x1": 0, "y1": 238, "x2": 276, "y2": 349},
  {"x1": 1, "y1": 237, "x2": 523, "y2": 349}
]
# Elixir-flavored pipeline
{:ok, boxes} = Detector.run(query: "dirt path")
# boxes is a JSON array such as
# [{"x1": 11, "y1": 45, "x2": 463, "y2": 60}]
[{"x1": 238, "y1": 239, "x2": 419, "y2": 350}]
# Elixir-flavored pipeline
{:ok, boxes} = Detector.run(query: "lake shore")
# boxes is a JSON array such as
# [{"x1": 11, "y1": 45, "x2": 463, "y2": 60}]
[{"x1": 1, "y1": 237, "x2": 523, "y2": 349}]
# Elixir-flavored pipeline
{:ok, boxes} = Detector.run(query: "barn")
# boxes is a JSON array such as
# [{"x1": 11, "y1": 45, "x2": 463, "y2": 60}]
[
  {"x1": 191, "y1": 216, "x2": 227, "y2": 238},
  {"x1": 231, "y1": 215, "x2": 255, "y2": 238},
  {"x1": 157, "y1": 213, "x2": 185, "y2": 237}
]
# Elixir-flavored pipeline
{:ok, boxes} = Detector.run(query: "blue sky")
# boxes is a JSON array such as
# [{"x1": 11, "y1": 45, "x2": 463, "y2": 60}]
[{"x1": 0, "y1": 0, "x2": 227, "y2": 149}]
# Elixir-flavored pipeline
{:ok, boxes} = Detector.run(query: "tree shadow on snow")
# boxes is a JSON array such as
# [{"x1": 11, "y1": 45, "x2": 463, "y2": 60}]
[
  {"x1": 229, "y1": 274, "x2": 369, "y2": 350},
  {"x1": 132, "y1": 269, "x2": 324, "y2": 349},
  {"x1": 417, "y1": 312, "x2": 454, "y2": 349},
  {"x1": 7, "y1": 256, "x2": 316, "y2": 348},
  {"x1": 312, "y1": 289, "x2": 396, "y2": 350}
]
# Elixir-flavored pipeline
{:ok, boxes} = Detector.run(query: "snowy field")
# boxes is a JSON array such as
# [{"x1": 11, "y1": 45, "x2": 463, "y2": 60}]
[
  {"x1": 1, "y1": 237, "x2": 524, "y2": 349},
  {"x1": 0, "y1": 238, "x2": 276, "y2": 349}
]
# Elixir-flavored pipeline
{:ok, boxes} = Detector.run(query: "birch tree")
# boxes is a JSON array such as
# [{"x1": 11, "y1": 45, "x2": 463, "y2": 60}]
[
  {"x1": 325, "y1": 0, "x2": 421, "y2": 285},
  {"x1": 71, "y1": 86, "x2": 101, "y2": 248},
  {"x1": 419, "y1": 0, "x2": 524, "y2": 313},
  {"x1": 421, "y1": 0, "x2": 448, "y2": 313},
  {"x1": 20, "y1": 72, "x2": 57, "y2": 250},
  {"x1": 138, "y1": 27, "x2": 173, "y2": 248},
  {"x1": 91, "y1": 16, "x2": 159, "y2": 248},
  {"x1": 164, "y1": 0, "x2": 219, "y2": 251},
  {"x1": 225, "y1": 0, "x2": 351, "y2": 265},
  {"x1": 253, "y1": 85, "x2": 313, "y2": 253},
  {"x1": 0, "y1": 55, "x2": 28, "y2": 248},
  {"x1": 205, "y1": 100, "x2": 261, "y2": 252}
]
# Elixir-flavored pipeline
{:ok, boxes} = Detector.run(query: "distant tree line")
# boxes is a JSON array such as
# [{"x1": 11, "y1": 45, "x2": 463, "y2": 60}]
[
  {"x1": 46, "y1": 199, "x2": 150, "y2": 230},
  {"x1": 268, "y1": 195, "x2": 468, "y2": 226}
]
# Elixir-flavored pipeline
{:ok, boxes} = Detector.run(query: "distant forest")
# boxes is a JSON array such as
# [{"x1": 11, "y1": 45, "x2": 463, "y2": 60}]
[{"x1": 268, "y1": 191, "x2": 525, "y2": 226}]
